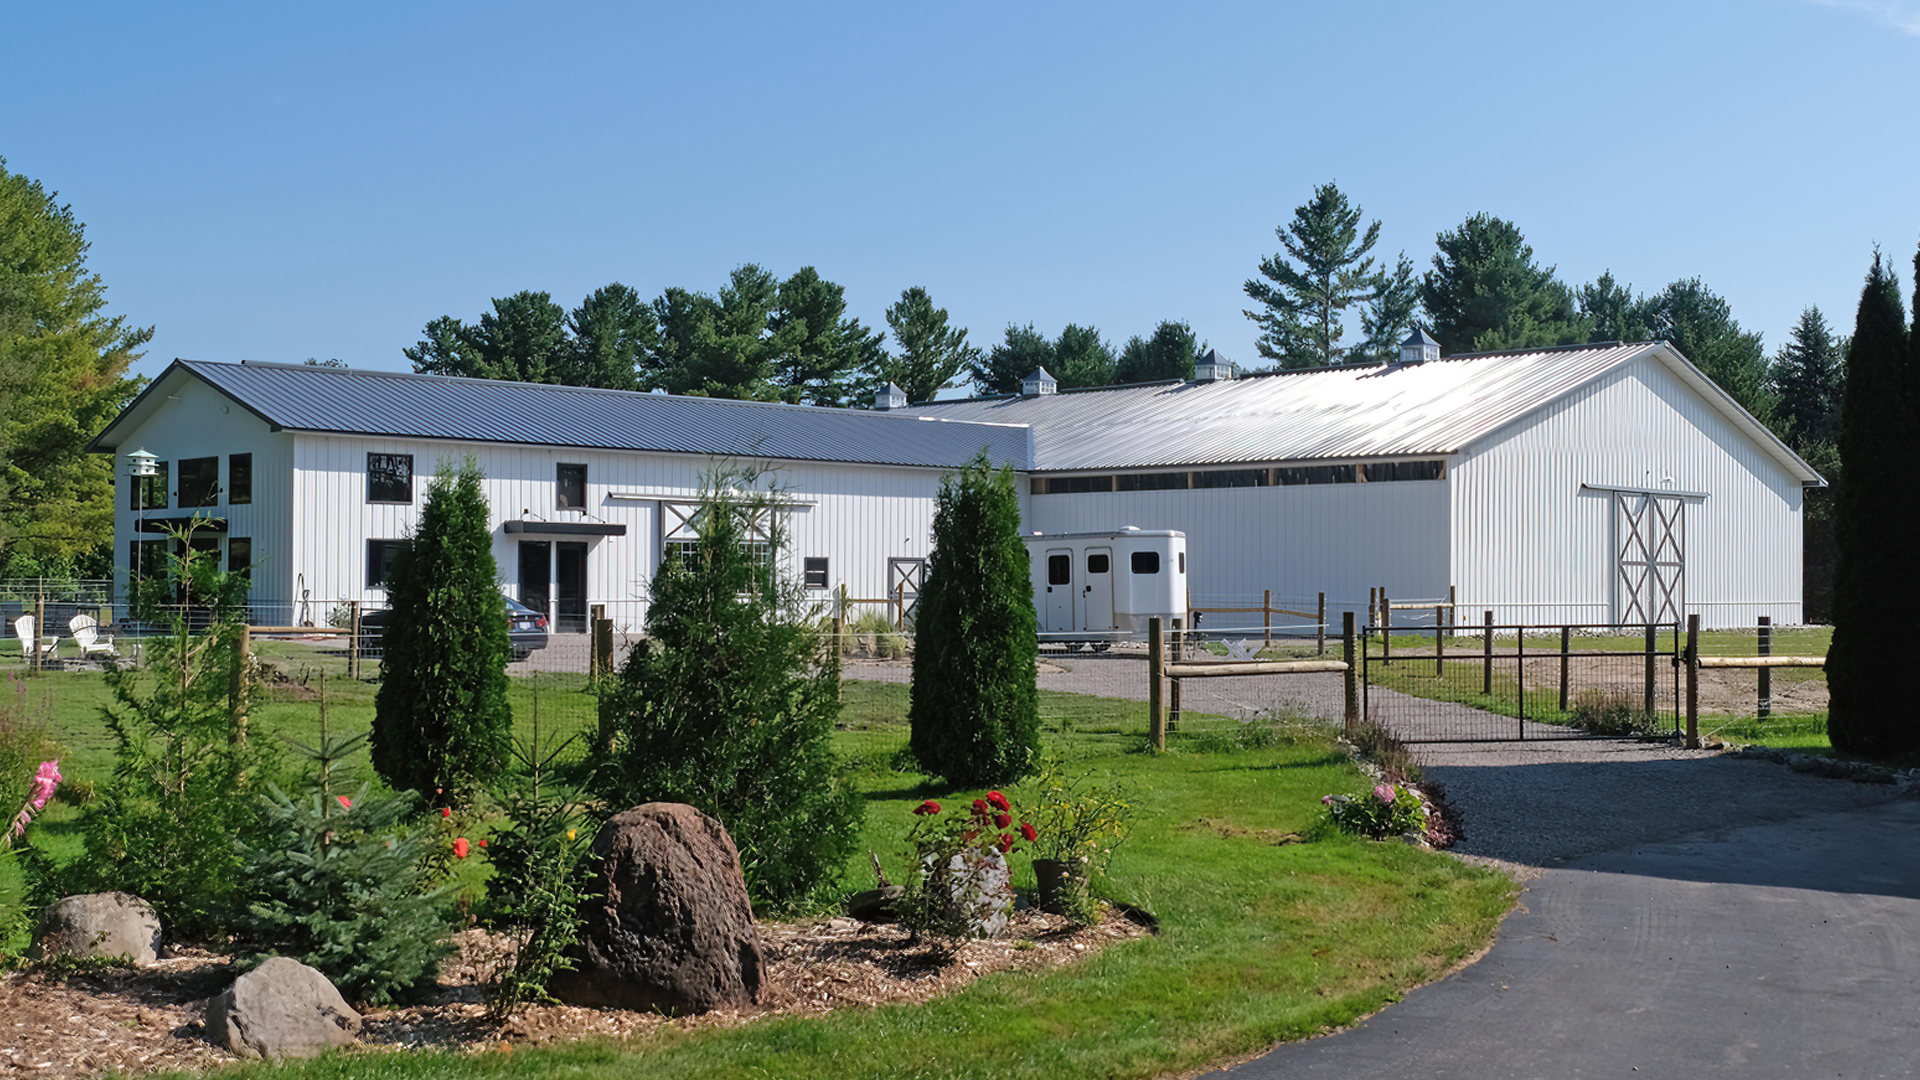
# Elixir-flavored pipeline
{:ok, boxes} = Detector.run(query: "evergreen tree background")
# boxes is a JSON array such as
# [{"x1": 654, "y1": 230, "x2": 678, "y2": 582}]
[
  {"x1": 1243, "y1": 181, "x2": 1382, "y2": 369},
  {"x1": 872, "y1": 286, "x2": 980, "y2": 404},
  {"x1": 970, "y1": 323, "x2": 1057, "y2": 396},
  {"x1": 593, "y1": 470, "x2": 862, "y2": 908},
  {"x1": 1577, "y1": 271, "x2": 1653, "y2": 343},
  {"x1": 1418, "y1": 213, "x2": 1586, "y2": 353},
  {"x1": 1115, "y1": 320, "x2": 1204, "y2": 383},
  {"x1": 370, "y1": 459, "x2": 514, "y2": 805},
  {"x1": 1642, "y1": 278, "x2": 1775, "y2": 422},
  {"x1": 1769, "y1": 306, "x2": 1844, "y2": 620},
  {"x1": 908, "y1": 454, "x2": 1040, "y2": 787},
  {"x1": 1825, "y1": 250, "x2": 1918, "y2": 756},
  {"x1": 1355, "y1": 254, "x2": 1420, "y2": 363}
]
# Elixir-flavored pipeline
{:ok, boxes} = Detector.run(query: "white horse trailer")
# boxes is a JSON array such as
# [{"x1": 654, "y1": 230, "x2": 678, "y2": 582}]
[{"x1": 1026, "y1": 528, "x2": 1187, "y2": 642}]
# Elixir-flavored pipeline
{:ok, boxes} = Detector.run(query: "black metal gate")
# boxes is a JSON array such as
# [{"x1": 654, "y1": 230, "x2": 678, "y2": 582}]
[{"x1": 1361, "y1": 620, "x2": 1683, "y2": 742}]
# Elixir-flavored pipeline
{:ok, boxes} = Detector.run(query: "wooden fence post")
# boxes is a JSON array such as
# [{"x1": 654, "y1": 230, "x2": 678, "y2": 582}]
[
  {"x1": 1448, "y1": 584, "x2": 1457, "y2": 633},
  {"x1": 1148, "y1": 617, "x2": 1165, "y2": 751},
  {"x1": 1686, "y1": 614, "x2": 1701, "y2": 749},
  {"x1": 1342, "y1": 611, "x2": 1358, "y2": 731},
  {"x1": 1380, "y1": 587, "x2": 1392, "y2": 665},
  {"x1": 1263, "y1": 589, "x2": 1271, "y2": 645},
  {"x1": 348, "y1": 600, "x2": 361, "y2": 680},
  {"x1": 1434, "y1": 605, "x2": 1445, "y2": 677},
  {"x1": 1644, "y1": 623, "x2": 1657, "y2": 718},
  {"x1": 1757, "y1": 615, "x2": 1772, "y2": 720},
  {"x1": 1480, "y1": 610, "x2": 1493, "y2": 695},
  {"x1": 1559, "y1": 625, "x2": 1571, "y2": 712},
  {"x1": 1317, "y1": 592, "x2": 1327, "y2": 656},
  {"x1": 588, "y1": 604, "x2": 606, "y2": 676},
  {"x1": 1168, "y1": 675, "x2": 1181, "y2": 734},
  {"x1": 593, "y1": 617, "x2": 613, "y2": 676},
  {"x1": 1516, "y1": 623, "x2": 1526, "y2": 737}
]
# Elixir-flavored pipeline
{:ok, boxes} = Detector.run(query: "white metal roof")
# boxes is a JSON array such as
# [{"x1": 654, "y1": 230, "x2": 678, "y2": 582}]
[{"x1": 907, "y1": 342, "x2": 1824, "y2": 483}]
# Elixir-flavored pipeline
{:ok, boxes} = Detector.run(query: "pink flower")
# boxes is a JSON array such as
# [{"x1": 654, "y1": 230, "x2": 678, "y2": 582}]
[
  {"x1": 28, "y1": 760, "x2": 60, "y2": 812},
  {"x1": 336, "y1": 795, "x2": 353, "y2": 811},
  {"x1": 1321, "y1": 794, "x2": 1334, "y2": 806},
  {"x1": 453, "y1": 837, "x2": 470, "y2": 859},
  {"x1": 1375, "y1": 784, "x2": 1396, "y2": 804}
]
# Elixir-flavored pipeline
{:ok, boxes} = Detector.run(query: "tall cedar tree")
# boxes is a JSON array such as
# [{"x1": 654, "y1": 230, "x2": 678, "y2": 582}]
[
  {"x1": 0, "y1": 158, "x2": 149, "y2": 564},
  {"x1": 873, "y1": 286, "x2": 980, "y2": 403},
  {"x1": 370, "y1": 461, "x2": 514, "y2": 805},
  {"x1": 594, "y1": 471, "x2": 861, "y2": 907},
  {"x1": 1418, "y1": 213, "x2": 1586, "y2": 353},
  {"x1": 1243, "y1": 181, "x2": 1382, "y2": 369},
  {"x1": 909, "y1": 455, "x2": 1040, "y2": 786},
  {"x1": 1826, "y1": 251, "x2": 1918, "y2": 755}
]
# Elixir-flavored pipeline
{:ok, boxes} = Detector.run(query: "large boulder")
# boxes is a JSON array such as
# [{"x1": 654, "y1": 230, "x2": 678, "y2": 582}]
[
  {"x1": 31, "y1": 892, "x2": 162, "y2": 967},
  {"x1": 206, "y1": 957, "x2": 361, "y2": 1059},
  {"x1": 548, "y1": 802, "x2": 768, "y2": 1014}
]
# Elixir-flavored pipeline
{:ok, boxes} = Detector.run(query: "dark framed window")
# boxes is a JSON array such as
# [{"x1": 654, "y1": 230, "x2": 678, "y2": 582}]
[
  {"x1": 131, "y1": 461, "x2": 169, "y2": 510},
  {"x1": 803, "y1": 557, "x2": 829, "y2": 589},
  {"x1": 1130, "y1": 551, "x2": 1161, "y2": 575},
  {"x1": 1177, "y1": 551, "x2": 1186, "y2": 574},
  {"x1": 367, "y1": 539, "x2": 410, "y2": 587},
  {"x1": 1047, "y1": 554, "x2": 1071, "y2": 585},
  {"x1": 129, "y1": 540, "x2": 168, "y2": 582},
  {"x1": 228, "y1": 538, "x2": 252, "y2": 581},
  {"x1": 1087, "y1": 552, "x2": 1110, "y2": 574},
  {"x1": 1277, "y1": 464, "x2": 1358, "y2": 486},
  {"x1": 1362, "y1": 460, "x2": 1445, "y2": 482},
  {"x1": 1192, "y1": 468, "x2": 1270, "y2": 489},
  {"x1": 1116, "y1": 472, "x2": 1189, "y2": 491},
  {"x1": 367, "y1": 454, "x2": 414, "y2": 504},
  {"x1": 1037, "y1": 475, "x2": 1113, "y2": 495},
  {"x1": 229, "y1": 454, "x2": 252, "y2": 504},
  {"x1": 557, "y1": 463, "x2": 587, "y2": 510},
  {"x1": 178, "y1": 456, "x2": 219, "y2": 507}
]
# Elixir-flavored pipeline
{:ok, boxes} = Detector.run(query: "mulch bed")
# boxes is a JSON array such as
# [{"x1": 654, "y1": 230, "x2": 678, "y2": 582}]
[{"x1": 0, "y1": 908, "x2": 1149, "y2": 1078}]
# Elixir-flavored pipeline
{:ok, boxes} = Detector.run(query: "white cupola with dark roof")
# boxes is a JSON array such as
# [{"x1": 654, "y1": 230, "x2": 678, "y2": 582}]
[
  {"x1": 1021, "y1": 366, "x2": 1057, "y2": 397},
  {"x1": 1399, "y1": 326, "x2": 1441, "y2": 366},
  {"x1": 875, "y1": 381, "x2": 907, "y2": 410},
  {"x1": 1194, "y1": 349, "x2": 1234, "y2": 383}
]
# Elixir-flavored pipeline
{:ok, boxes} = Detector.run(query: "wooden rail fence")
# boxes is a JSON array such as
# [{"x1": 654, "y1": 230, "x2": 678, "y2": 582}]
[
  {"x1": 1147, "y1": 613, "x2": 1359, "y2": 750},
  {"x1": 1184, "y1": 590, "x2": 1329, "y2": 654}
]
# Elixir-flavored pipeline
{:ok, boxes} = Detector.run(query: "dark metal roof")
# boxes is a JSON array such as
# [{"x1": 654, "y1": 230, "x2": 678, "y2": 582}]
[{"x1": 96, "y1": 360, "x2": 1031, "y2": 471}]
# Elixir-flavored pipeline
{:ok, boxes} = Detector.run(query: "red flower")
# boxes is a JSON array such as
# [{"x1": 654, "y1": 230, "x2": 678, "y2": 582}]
[
  {"x1": 1021, "y1": 822, "x2": 1038, "y2": 842},
  {"x1": 986, "y1": 791, "x2": 1010, "y2": 812},
  {"x1": 994, "y1": 812, "x2": 1012, "y2": 829},
  {"x1": 998, "y1": 833, "x2": 1016, "y2": 853},
  {"x1": 453, "y1": 837, "x2": 470, "y2": 859},
  {"x1": 971, "y1": 798, "x2": 989, "y2": 816},
  {"x1": 912, "y1": 799, "x2": 942, "y2": 816},
  {"x1": 440, "y1": 807, "x2": 451, "y2": 819},
  {"x1": 335, "y1": 795, "x2": 352, "y2": 811},
  {"x1": 477, "y1": 839, "x2": 487, "y2": 848}
]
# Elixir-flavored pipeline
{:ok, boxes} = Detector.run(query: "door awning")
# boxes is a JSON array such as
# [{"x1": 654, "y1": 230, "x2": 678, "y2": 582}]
[
  {"x1": 503, "y1": 520, "x2": 627, "y2": 537},
  {"x1": 135, "y1": 516, "x2": 228, "y2": 534}
]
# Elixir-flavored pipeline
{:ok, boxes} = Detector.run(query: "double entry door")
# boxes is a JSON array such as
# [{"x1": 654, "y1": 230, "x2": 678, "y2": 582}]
[
  {"x1": 1040, "y1": 546, "x2": 1114, "y2": 633},
  {"x1": 519, "y1": 540, "x2": 588, "y2": 632}
]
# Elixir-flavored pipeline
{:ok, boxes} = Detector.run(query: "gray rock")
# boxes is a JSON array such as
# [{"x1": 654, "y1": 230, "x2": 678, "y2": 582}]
[
  {"x1": 847, "y1": 885, "x2": 904, "y2": 923},
  {"x1": 31, "y1": 892, "x2": 162, "y2": 966},
  {"x1": 549, "y1": 802, "x2": 768, "y2": 1014},
  {"x1": 206, "y1": 957, "x2": 360, "y2": 1059}
]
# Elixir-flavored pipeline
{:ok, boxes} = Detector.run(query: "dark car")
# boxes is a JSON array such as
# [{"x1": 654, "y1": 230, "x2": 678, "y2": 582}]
[{"x1": 357, "y1": 595, "x2": 550, "y2": 661}]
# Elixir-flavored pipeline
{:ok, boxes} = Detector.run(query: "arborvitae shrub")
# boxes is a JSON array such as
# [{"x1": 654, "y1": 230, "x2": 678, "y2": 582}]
[
  {"x1": 594, "y1": 471, "x2": 862, "y2": 909},
  {"x1": 370, "y1": 459, "x2": 513, "y2": 806},
  {"x1": 909, "y1": 454, "x2": 1040, "y2": 787}
]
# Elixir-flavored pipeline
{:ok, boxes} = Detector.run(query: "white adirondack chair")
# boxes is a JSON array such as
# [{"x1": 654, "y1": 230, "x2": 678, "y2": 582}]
[
  {"x1": 14, "y1": 615, "x2": 57, "y2": 662},
  {"x1": 68, "y1": 615, "x2": 118, "y2": 660}
]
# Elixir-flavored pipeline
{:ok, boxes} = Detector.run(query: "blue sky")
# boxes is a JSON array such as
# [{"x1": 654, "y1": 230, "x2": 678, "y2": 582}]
[{"x1": 6, "y1": 1, "x2": 1918, "y2": 390}]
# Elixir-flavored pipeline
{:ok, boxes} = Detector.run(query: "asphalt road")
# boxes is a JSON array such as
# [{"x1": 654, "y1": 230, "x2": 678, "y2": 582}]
[{"x1": 1205, "y1": 796, "x2": 1920, "y2": 1079}]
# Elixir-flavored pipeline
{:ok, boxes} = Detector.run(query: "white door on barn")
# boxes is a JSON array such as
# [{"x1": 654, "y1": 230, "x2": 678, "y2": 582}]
[
  {"x1": 1042, "y1": 548, "x2": 1075, "y2": 632},
  {"x1": 1082, "y1": 547, "x2": 1113, "y2": 631},
  {"x1": 1614, "y1": 491, "x2": 1685, "y2": 625}
]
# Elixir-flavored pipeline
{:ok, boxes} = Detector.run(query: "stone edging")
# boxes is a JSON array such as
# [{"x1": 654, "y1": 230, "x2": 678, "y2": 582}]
[{"x1": 1721, "y1": 744, "x2": 1920, "y2": 792}]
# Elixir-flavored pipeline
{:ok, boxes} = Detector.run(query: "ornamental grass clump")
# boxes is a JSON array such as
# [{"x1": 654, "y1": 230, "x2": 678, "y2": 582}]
[
  {"x1": 898, "y1": 791, "x2": 1032, "y2": 946},
  {"x1": 1321, "y1": 782, "x2": 1428, "y2": 841}
]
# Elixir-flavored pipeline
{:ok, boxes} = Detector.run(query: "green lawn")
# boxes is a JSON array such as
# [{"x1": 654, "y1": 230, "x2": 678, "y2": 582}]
[{"x1": 6, "y1": 648, "x2": 1517, "y2": 1080}]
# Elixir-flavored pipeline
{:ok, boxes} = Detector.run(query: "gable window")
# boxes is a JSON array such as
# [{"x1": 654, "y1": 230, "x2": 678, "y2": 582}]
[
  {"x1": 367, "y1": 454, "x2": 413, "y2": 504},
  {"x1": 131, "y1": 460, "x2": 169, "y2": 510},
  {"x1": 228, "y1": 538, "x2": 252, "y2": 581},
  {"x1": 557, "y1": 463, "x2": 587, "y2": 510},
  {"x1": 229, "y1": 454, "x2": 252, "y2": 505},
  {"x1": 367, "y1": 539, "x2": 410, "y2": 587},
  {"x1": 803, "y1": 557, "x2": 829, "y2": 589},
  {"x1": 179, "y1": 456, "x2": 219, "y2": 507}
]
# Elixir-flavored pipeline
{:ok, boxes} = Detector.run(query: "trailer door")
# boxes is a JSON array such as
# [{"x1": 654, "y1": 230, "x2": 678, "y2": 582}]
[
  {"x1": 1043, "y1": 548, "x2": 1075, "y2": 632},
  {"x1": 1082, "y1": 547, "x2": 1113, "y2": 631}
]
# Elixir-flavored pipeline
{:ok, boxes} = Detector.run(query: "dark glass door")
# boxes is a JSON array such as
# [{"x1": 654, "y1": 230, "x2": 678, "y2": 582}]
[
  {"x1": 556, "y1": 542, "x2": 588, "y2": 634},
  {"x1": 518, "y1": 541, "x2": 551, "y2": 623}
]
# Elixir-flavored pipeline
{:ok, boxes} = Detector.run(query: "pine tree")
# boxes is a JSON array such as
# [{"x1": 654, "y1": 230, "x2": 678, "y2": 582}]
[
  {"x1": 1578, "y1": 271, "x2": 1652, "y2": 343},
  {"x1": 770, "y1": 266, "x2": 885, "y2": 407},
  {"x1": 1418, "y1": 213, "x2": 1586, "y2": 353},
  {"x1": 1355, "y1": 254, "x2": 1420, "y2": 363},
  {"x1": 1050, "y1": 324, "x2": 1116, "y2": 388},
  {"x1": 1643, "y1": 278, "x2": 1775, "y2": 422},
  {"x1": 1826, "y1": 250, "x2": 1918, "y2": 755},
  {"x1": 1770, "y1": 306, "x2": 1841, "y2": 448},
  {"x1": 370, "y1": 460, "x2": 513, "y2": 805},
  {"x1": 594, "y1": 470, "x2": 862, "y2": 907},
  {"x1": 1115, "y1": 321, "x2": 1202, "y2": 383},
  {"x1": 970, "y1": 323, "x2": 1055, "y2": 396},
  {"x1": 908, "y1": 454, "x2": 1040, "y2": 786},
  {"x1": 1243, "y1": 181, "x2": 1382, "y2": 368},
  {"x1": 561, "y1": 283, "x2": 658, "y2": 391},
  {"x1": 873, "y1": 286, "x2": 980, "y2": 404}
]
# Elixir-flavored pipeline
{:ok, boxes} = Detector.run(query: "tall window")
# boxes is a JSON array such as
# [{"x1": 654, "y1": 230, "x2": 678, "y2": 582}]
[
  {"x1": 367, "y1": 539, "x2": 410, "y2": 587},
  {"x1": 229, "y1": 453, "x2": 252, "y2": 504},
  {"x1": 228, "y1": 538, "x2": 253, "y2": 581},
  {"x1": 556, "y1": 463, "x2": 587, "y2": 509},
  {"x1": 131, "y1": 461, "x2": 169, "y2": 510},
  {"x1": 178, "y1": 456, "x2": 219, "y2": 507},
  {"x1": 367, "y1": 454, "x2": 413, "y2": 504},
  {"x1": 129, "y1": 539, "x2": 168, "y2": 582}
]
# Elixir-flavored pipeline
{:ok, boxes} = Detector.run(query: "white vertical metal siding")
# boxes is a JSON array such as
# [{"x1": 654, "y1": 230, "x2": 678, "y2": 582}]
[{"x1": 1451, "y1": 354, "x2": 1804, "y2": 629}]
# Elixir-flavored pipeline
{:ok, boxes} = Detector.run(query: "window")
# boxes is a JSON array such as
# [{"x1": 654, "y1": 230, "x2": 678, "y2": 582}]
[
  {"x1": 367, "y1": 454, "x2": 414, "y2": 503},
  {"x1": 803, "y1": 557, "x2": 829, "y2": 589},
  {"x1": 228, "y1": 538, "x2": 252, "y2": 581},
  {"x1": 1192, "y1": 468, "x2": 1270, "y2": 489},
  {"x1": 1362, "y1": 460, "x2": 1445, "y2": 482},
  {"x1": 557, "y1": 463, "x2": 587, "y2": 510},
  {"x1": 229, "y1": 454, "x2": 252, "y2": 504},
  {"x1": 1087, "y1": 552, "x2": 1109, "y2": 574},
  {"x1": 1130, "y1": 551, "x2": 1161, "y2": 575},
  {"x1": 1116, "y1": 472, "x2": 1189, "y2": 491},
  {"x1": 131, "y1": 461, "x2": 169, "y2": 510},
  {"x1": 367, "y1": 539, "x2": 410, "y2": 587},
  {"x1": 129, "y1": 540, "x2": 168, "y2": 582},
  {"x1": 1177, "y1": 551, "x2": 1185, "y2": 574},
  {"x1": 1047, "y1": 554, "x2": 1071, "y2": 585},
  {"x1": 178, "y1": 456, "x2": 219, "y2": 507},
  {"x1": 1277, "y1": 464, "x2": 1357, "y2": 486},
  {"x1": 1037, "y1": 475, "x2": 1113, "y2": 495}
]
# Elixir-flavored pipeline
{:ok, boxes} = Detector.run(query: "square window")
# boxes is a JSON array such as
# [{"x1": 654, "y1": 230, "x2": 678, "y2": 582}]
[
  {"x1": 178, "y1": 457, "x2": 219, "y2": 507},
  {"x1": 367, "y1": 454, "x2": 413, "y2": 504},
  {"x1": 557, "y1": 463, "x2": 587, "y2": 510},
  {"x1": 228, "y1": 538, "x2": 252, "y2": 581},
  {"x1": 803, "y1": 557, "x2": 829, "y2": 589},
  {"x1": 367, "y1": 539, "x2": 410, "y2": 587},
  {"x1": 229, "y1": 454, "x2": 252, "y2": 504},
  {"x1": 1130, "y1": 551, "x2": 1161, "y2": 575}
]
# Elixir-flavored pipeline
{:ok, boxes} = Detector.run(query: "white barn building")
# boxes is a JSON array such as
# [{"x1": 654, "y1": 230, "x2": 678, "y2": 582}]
[{"x1": 89, "y1": 336, "x2": 1820, "y2": 634}]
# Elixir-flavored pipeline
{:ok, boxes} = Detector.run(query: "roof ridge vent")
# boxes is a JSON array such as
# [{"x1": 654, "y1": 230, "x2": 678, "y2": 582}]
[
  {"x1": 1021, "y1": 366, "x2": 1057, "y2": 397},
  {"x1": 1194, "y1": 349, "x2": 1234, "y2": 382},
  {"x1": 875, "y1": 381, "x2": 908, "y2": 410},
  {"x1": 1398, "y1": 326, "x2": 1441, "y2": 366}
]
